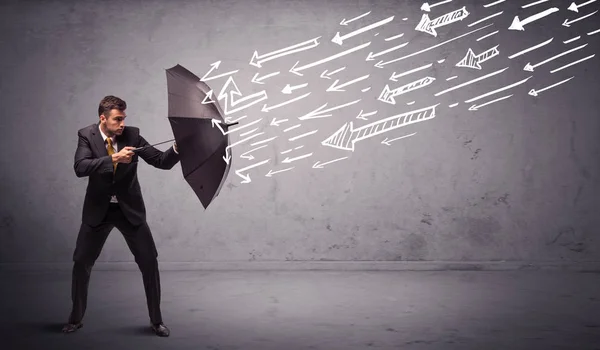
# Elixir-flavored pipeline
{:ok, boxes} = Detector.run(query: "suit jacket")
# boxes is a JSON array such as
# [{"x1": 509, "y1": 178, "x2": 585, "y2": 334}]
[{"x1": 74, "y1": 122, "x2": 180, "y2": 226}]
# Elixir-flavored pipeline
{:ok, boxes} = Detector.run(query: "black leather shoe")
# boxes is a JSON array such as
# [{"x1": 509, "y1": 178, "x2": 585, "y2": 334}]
[
  {"x1": 150, "y1": 322, "x2": 170, "y2": 337},
  {"x1": 62, "y1": 322, "x2": 83, "y2": 333}
]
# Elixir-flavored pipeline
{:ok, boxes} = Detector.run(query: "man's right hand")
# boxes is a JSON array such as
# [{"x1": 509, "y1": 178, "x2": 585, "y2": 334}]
[{"x1": 112, "y1": 146, "x2": 136, "y2": 163}]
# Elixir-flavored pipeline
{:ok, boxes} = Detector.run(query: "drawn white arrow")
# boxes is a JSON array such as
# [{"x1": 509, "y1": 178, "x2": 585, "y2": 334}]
[
  {"x1": 320, "y1": 67, "x2": 346, "y2": 79},
  {"x1": 464, "y1": 76, "x2": 532, "y2": 103},
  {"x1": 568, "y1": 0, "x2": 596, "y2": 12},
  {"x1": 378, "y1": 76, "x2": 436, "y2": 104},
  {"x1": 524, "y1": 43, "x2": 587, "y2": 71},
  {"x1": 340, "y1": 11, "x2": 371, "y2": 25},
  {"x1": 223, "y1": 132, "x2": 265, "y2": 164},
  {"x1": 356, "y1": 110, "x2": 377, "y2": 121},
  {"x1": 262, "y1": 92, "x2": 310, "y2": 112},
  {"x1": 270, "y1": 117, "x2": 288, "y2": 127},
  {"x1": 200, "y1": 61, "x2": 239, "y2": 82},
  {"x1": 327, "y1": 74, "x2": 370, "y2": 92},
  {"x1": 456, "y1": 45, "x2": 500, "y2": 70},
  {"x1": 390, "y1": 63, "x2": 433, "y2": 81},
  {"x1": 375, "y1": 24, "x2": 492, "y2": 68},
  {"x1": 235, "y1": 159, "x2": 270, "y2": 184},
  {"x1": 366, "y1": 42, "x2": 409, "y2": 60},
  {"x1": 508, "y1": 7, "x2": 559, "y2": 30},
  {"x1": 468, "y1": 94, "x2": 513, "y2": 111},
  {"x1": 381, "y1": 132, "x2": 417, "y2": 145},
  {"x1": 528, "y1": 77, "x2": 575, "y2": 96},
  {"x1": 290, "y1": 42, "x2": 371, "y2": 76},
  {"x1": 251, "y1": 71, "x2": 280, "y2": 84},
  {"x1": 415, "y1": 6, "x2": 469, "y2": 37},
  {"x1": 322, "y1": 104, "x2": 438, "y2": 152},
  {"x1": 282, "y1": 83, "x2": 308, "y2": 94},
  {"x1": 265, "y1": 167, "x2": 295, "y2": 177},
  {"x1": 421, "y1": 0, "x2": 453, "y2": 12},
  {"x1": 298, "y1": 99, "x2": 361, "y2": 120},
  {"x1": 562, "y1": 10, "x2": 597, "y2": 26},
  {"x1": 250, "y1": 37, "x2": 321, "y2": 67},
  {"x1": 332, "y1": 16, "x2": 394, "y2": 45},
  {"x1": 282, "y1": 152, "x2": 313, "y2": 163},
  {"x1": 216, "y1": 76, "x2": 268, "y2": 115},
  {"x1": 312, "y1": 157, "x2": 349, "y2": 169},
  {"x1": 240, "y1": 144, "x2": 268, "y2": 160}
]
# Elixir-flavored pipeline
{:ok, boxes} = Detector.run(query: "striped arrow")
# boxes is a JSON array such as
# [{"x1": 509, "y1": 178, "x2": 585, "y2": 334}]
[{"x1": 322, "y1": 104, "x2": 438, "y2": 152}]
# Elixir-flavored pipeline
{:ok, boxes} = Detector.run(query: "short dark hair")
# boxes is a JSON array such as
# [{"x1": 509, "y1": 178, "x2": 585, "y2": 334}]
[{"x1": 98, "y1": 95, "x2": 127, "y2": 117}]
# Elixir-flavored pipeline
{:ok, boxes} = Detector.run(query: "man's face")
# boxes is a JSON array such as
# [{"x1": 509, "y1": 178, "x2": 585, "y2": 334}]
[{"x1": 100, "y1": 109, "x2": 126, "y2": 137}]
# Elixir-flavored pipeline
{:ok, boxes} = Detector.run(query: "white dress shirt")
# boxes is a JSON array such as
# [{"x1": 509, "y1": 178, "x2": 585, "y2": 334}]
[{"x1": 98, "y1": 125, "x2": 178, "y2": 203}]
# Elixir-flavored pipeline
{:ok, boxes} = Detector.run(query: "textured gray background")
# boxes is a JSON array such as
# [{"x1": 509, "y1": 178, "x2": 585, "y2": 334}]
[{"x1": 1, "y1": 0, "x2": 599, "y2": 264}]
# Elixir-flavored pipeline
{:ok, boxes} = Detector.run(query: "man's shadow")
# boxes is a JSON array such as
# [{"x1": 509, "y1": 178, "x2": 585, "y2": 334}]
[{"x1": 15, "y1": 321, "x2": 154, "y2": 336}]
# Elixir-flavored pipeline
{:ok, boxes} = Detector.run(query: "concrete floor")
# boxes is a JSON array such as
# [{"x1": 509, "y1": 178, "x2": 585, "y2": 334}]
[{"x1": 2, "y1": 268, "x2": 600, "y2": 350}]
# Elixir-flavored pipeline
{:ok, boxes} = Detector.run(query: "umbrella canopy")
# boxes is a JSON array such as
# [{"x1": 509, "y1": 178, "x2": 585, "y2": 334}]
[{"x1": 166, "y1": 64, "x2": 233, "y2": 209}]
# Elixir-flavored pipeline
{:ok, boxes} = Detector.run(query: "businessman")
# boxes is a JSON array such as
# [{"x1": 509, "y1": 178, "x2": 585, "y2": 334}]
[{"x1": 62, "y1": 95, "x2": 180, "y2": 337}]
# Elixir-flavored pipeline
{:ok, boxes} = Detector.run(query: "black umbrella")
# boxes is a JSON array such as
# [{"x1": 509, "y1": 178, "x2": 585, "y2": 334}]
[{"x1": 135, "y1": 64, "x2": 238, "y2": 209}]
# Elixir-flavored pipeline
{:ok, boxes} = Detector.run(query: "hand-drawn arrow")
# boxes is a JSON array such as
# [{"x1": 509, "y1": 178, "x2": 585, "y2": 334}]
[
  {"x1": 216, "y1": 76, "x2": 268, "y2": 115},
  {"x1": 240, "y1": 144, "x2": 268, "y2": 160},
  {"x1": 282, "y1": 152, "x2": 313, "y2": 163},
  {"x1": 468, "y1": 94, "x2": 513, "y2": 111},
  {"x1": 332, "y1": 16, "x2": 394, "y2": 45},
  {"x1": 356, "y1": 110, "x2": 377, "y2": 121},
  {"x1": 250, "y1": 37, "x2": 321, "y2": 67},
  {"x1": 390, "y1": 63, "x2": 433, "y2": 81},
  {"x1": 378, "y1": 76, "x2": 436, "y2": 105},
  {"x1": 415, "y1": 6, "x2": 469, "y2": 37},
  {"x1": 270, "y1": 117, "x2": 288, "y2": 127},
  {"x1": 523, "y1": 43, "x2": 587, "y2": 71},
  {"x1": 421, "y1": 0, "x2": 453, "y2": 12},
  {"x1": 223, "y1": 132, "x2": 265, "y2": 164},
  {"x1": 327, "y1": 74, "x2": 370, "y2": 92},
  {"x1": 568, "y1": 0, "x2": 596, "y2": 12},
  {"x1": 322, "y1": 104, "x2": 438, "y2": 152},
  {"x1": 381, "y1": 132, "x2": 417, "y2": 145},
  {"x1": 262, "y1": 92, "x2": 310, "y2": 112},
  {"x1": 312, "y1": 156, "x2": 349, "y2": 169},
  {"x1": 320, "y1": 67, "x2": 345, "y2": 79},
  {"x1": 265, "y1": 167, "x2": 294, "y2": 177},
  {"x1": 365, "y1": 42, "x2": 409, "y2": 60},
  {"x1": 236, "y1": 159, "x2": 270, "y2": 184},
  {"x1": 290, "y1": 42, "x2": 371, "y2": 76},
  {"x1": 340, "y1": 11, "x2": 371, "y2": 25},
  {"x1": 251, "y1": 71, "x2": 279, "y2": 84},
  {"x1": 456, "y1": 45, "x2": 499, "y2": 69},
  {"x1": 375, "y1": 24, "x2": 492, "y2": 68},
  {"x1": 562, "y1": 10, "x2": 597, "y2": 26},
  {"x1": 200, "y1": 61, "x2": 239, "y2": 82},
  {"x1": 508, "y1": 7, "x2": 559, "y2": 31},
  {"x1": 528, "y1": 76, "x2": 574, "y2": 96},
  {"x1": 282, "y1": 83, "x2": 308, "y2": 94},
  {"x1": 298, "y1": 99, "x2": 361, "y2": 120}
]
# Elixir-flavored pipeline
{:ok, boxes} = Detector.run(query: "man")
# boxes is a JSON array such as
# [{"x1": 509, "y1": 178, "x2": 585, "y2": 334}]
[{"x1": 62, "y1": 95, "x2": 179, "y2": 337}]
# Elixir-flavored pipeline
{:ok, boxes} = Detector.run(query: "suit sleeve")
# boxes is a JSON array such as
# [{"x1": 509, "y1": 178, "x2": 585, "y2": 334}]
[
  {"x1": 74, "y1": 130, "x2": 114, "y2": 177},
  {"x1": 136, "y1": 134, "x2": 180, "y2": 170}
]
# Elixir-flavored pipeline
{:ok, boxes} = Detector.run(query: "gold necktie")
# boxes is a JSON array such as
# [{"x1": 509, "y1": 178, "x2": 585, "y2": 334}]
[{"x1": 106, "y1": 137, "x2": 117, "y2": 174}]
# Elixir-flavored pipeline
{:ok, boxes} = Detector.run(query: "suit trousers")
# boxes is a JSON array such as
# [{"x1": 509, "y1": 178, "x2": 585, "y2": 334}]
[{"x1": 68, "y1": 202, "x2": 163, "y2": 325}]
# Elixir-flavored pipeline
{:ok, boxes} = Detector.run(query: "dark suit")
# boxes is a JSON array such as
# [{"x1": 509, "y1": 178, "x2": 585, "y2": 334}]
[{"x1": 68, "y1": 122, "x2": 180, "y2": 325}]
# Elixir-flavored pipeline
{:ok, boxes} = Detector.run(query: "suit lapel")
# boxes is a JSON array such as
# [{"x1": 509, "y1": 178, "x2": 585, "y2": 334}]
[{"x1": 91, "y1": 122, "x2": 109, "y2": 157}]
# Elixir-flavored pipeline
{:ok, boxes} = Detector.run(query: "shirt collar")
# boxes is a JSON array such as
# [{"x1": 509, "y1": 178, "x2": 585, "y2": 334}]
[{"x1": 98, "y1": 124, "x2": 115, "y2": 144}]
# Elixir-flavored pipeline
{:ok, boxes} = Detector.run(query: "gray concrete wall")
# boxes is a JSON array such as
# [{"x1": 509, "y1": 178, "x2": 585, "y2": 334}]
[{"x1": 1, "y1": 0, "x2": 599, "y2": 264}]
